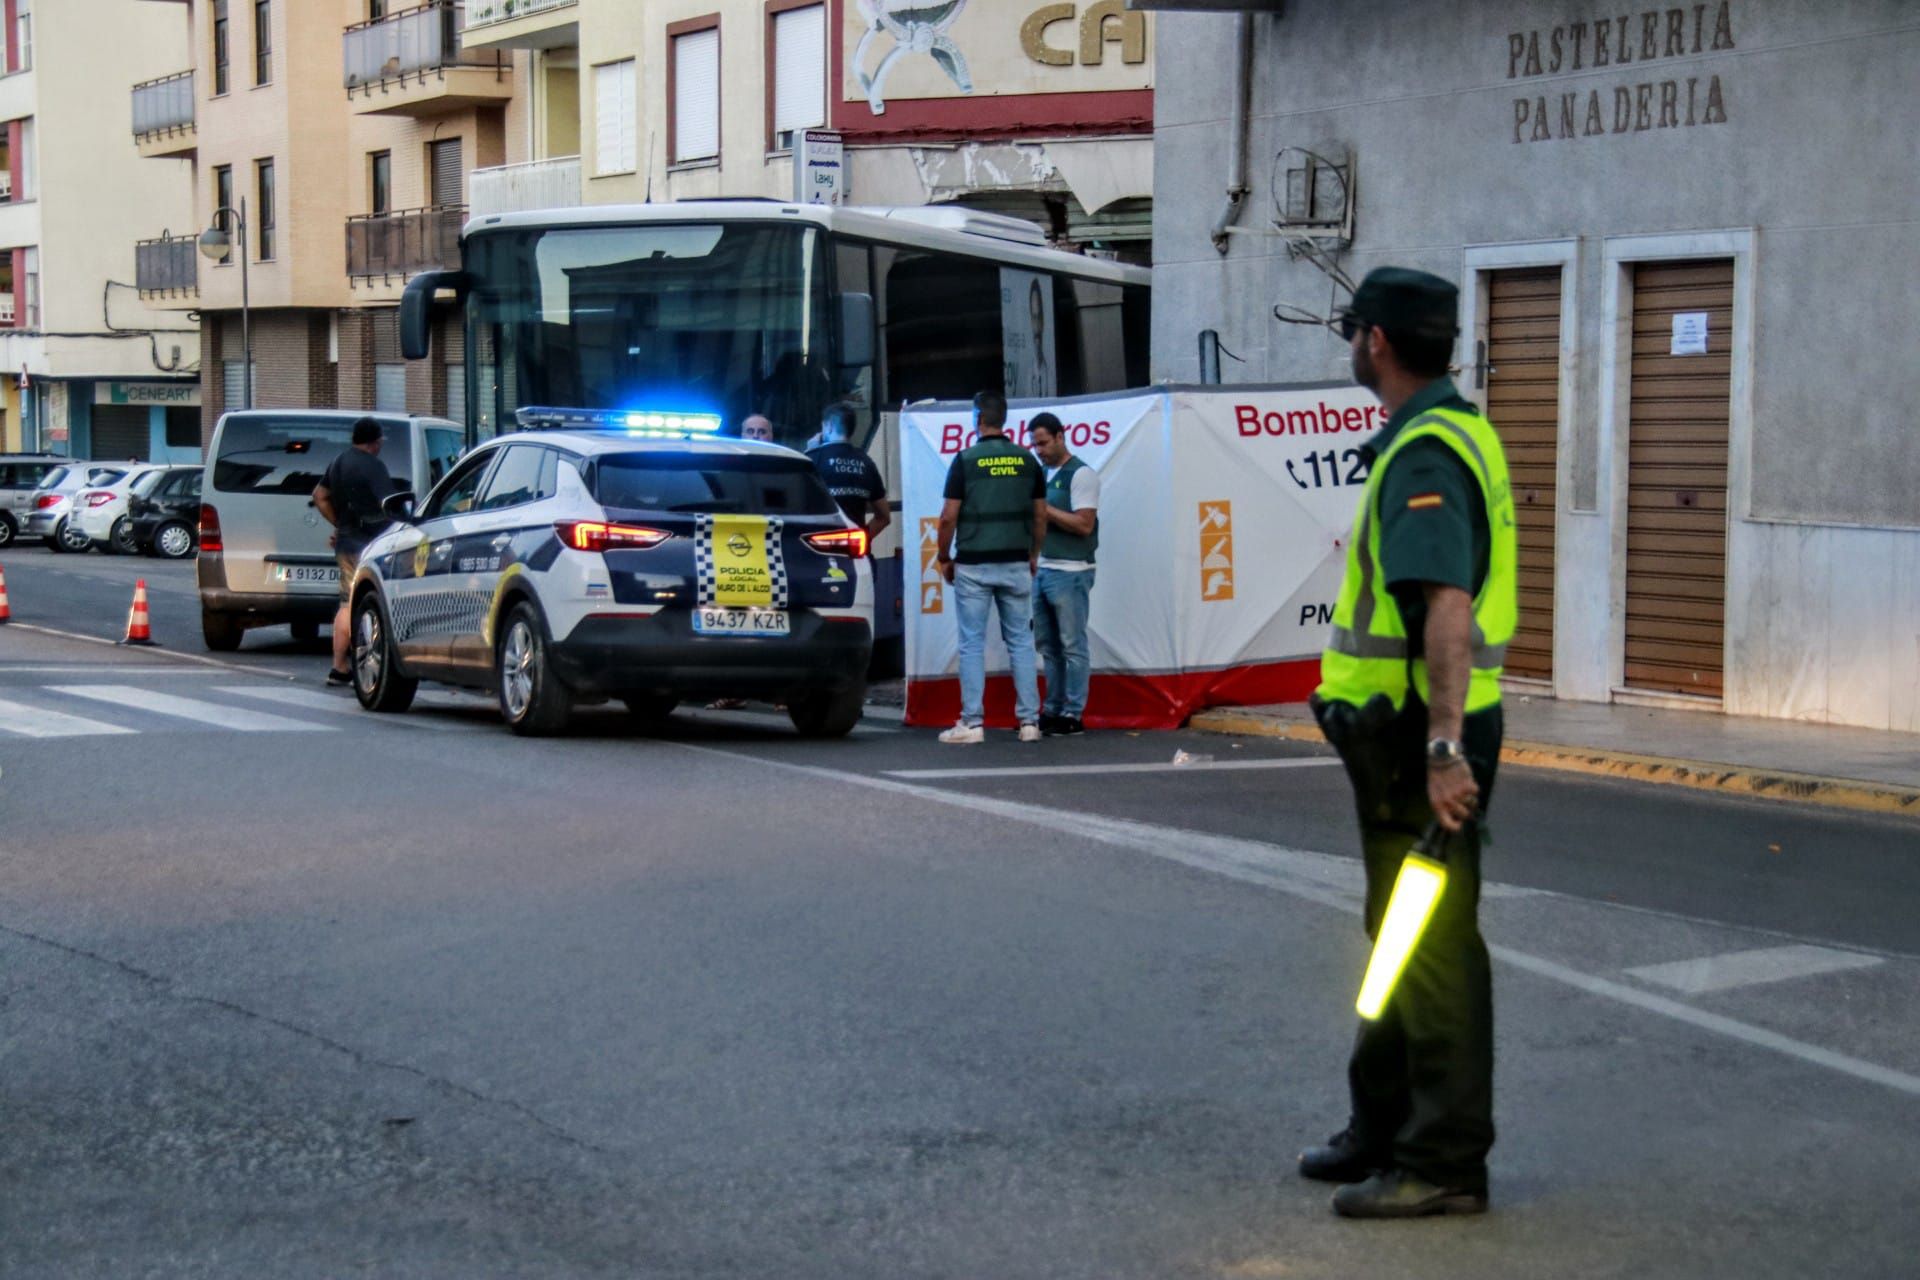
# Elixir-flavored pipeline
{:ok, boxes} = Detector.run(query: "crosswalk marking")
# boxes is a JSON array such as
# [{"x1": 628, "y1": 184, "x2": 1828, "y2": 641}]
[
  {"x1": 0, "y1": 695, "x2": 140, "y2": 739},
  {"x1": 47, "y1": 685, "x2": 331, "y2": 734},
  {"x1": 218, "y1": 684, "x2": 468, "y2": 730},
  {"x1": 1624, "y1": 944, "x2": 1884, "y2": 995}
]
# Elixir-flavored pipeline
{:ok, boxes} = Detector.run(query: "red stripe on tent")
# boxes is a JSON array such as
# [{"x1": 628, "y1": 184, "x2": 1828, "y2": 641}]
[{"x1": 903, "y1": 659, "x2": 1323, "y2": 731}]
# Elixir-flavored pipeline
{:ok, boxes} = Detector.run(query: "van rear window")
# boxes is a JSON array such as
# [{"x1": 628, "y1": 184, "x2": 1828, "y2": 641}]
[
  {"x1": 212, "y1": 418, "x2": 413, "y2": 495},
  {"x1": 593, "y1": 452, "x2": 839, "y2": 515}
]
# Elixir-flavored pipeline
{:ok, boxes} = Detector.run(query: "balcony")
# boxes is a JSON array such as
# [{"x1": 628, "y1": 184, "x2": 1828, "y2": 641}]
[
  {"x1": 347, "y1": 206, "x2": 465, "y2": 283},
  {"x1": 132, "y1": 70, "x2": 195, "y2": 158},
  {"x1": 344, "y1": 2, "x2": 511, "y2": 117},
  {"x1": 136, "y1": 234, "x2": 199, "y2": 304},
  {"x1": 468, "y1": 155, "x2": 581, "y2": 216},
  {"x1": 461, "y1": 0, "x2": 578, "y2": 51}
]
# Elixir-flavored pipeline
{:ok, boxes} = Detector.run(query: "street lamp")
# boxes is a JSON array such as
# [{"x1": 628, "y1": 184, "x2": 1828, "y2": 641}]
[{"x1": 198, "y1": 196, "x2": 251, "y2": 410}]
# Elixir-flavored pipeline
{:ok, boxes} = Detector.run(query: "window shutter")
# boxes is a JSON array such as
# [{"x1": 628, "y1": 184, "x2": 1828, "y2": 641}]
[
  {"x1": 222, "y1": 359, "x2": 248, "y2": 410},
  {"x1": 429, "y1": 137, "x2": 463, "y2": 207},
  {"x1": 673, "y1": 29, "x2": 719, "y2": 162},
  {"x1": 374, "y1": 364, "x2": 406, "y2": 412},
  {"x1": 594, "y1": 59, "x2": 636, "y2": 175},
  {"x1": 772, "y1": 6, "x2": 824, "y2": 147}
]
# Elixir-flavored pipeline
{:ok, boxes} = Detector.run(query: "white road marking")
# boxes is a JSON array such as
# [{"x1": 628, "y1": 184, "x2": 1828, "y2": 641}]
[
  {"x1": 0, "y1": 666, "x2": 224, "y2": 676},
  {"x1": 1623, "y1": 944, "x2": 1884, "y2": 995},
  {"x1": 47, "y1": 685, "x2": 330, "y2": 733},
  {"x1": 6, "y1": 623, "x2": 295, "y2": 679},
  {"x1": 885, "y1": 758, "x2": 1344, "y2": 780},
  {"x1": 217, "y1": 685, "x2": 469, "y2": 730},
  {"x1": 862, "y1": 703, "x2": 906, "y2": 722},
  {"x1": 0, "y1": 695, "x2": 139, "y2": 739},
  {"x1": 674, "y1": 742, "x2": 1920, "y2": 1100}
]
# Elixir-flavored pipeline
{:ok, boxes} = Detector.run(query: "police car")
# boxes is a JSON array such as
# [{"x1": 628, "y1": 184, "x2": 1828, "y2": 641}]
[{"x1": 346, "y1": 408, "x2": 874, "y2": 737}]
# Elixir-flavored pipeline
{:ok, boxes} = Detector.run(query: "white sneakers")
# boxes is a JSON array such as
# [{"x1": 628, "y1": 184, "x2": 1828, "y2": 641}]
[{"x1": 938, "y1": 722, "x2": 1043, "y2": 744}]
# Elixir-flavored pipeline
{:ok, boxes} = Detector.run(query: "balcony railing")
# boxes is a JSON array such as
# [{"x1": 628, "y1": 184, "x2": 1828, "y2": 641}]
[
  {"x1": 136, "y1": 234, "x2": 199, "y2": 295},
  {"x1": 464, "y1": 0, "x2": 577, "y2": 30},
  {"x1": 132, "y1": 70, "x2": 195, "y2": 137},
  {"x1": 347, "y1": 206, "x2": 466, "y2": 280},
  {"x1": 344, "y1": 2, "x2": 503, "y2": 92},
  {"x1": 469, "y1": 155, "x2": 581, "y2": 216}
]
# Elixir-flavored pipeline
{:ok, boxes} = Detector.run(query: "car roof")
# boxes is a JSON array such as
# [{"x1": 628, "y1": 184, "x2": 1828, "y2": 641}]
[
  {"x1": 215, "y1": 410, "x2": 456, "y2": 426},
  {"x1": 477, "y1": 431, "x2": 810, "y2": 461}
]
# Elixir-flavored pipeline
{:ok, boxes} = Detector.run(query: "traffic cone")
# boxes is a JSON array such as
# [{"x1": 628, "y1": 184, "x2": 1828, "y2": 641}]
[
  {"x1": 0, "y1": 563, "x2": 10, "y2": 624},
  {"x1": 122, "y1": 578, "x2": 156, "y2": 646}
]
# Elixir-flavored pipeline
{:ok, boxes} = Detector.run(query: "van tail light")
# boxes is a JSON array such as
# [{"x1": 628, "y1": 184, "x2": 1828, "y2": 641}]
[
  {"x1": 199, "y1": 503, "x2": 223, "y2": 553},
  {"x1": 34, "y1": 494, "x2": 59, "y2": 510},
  {"x1": 85, "y1": 491, "x2": 115, "y2": 507},
  {"x1": 803, "y1": 527, "x2": 869, "y2": 558},
  {"x1": 556, "y1": 520, "x2": 671, "y2": 553}
]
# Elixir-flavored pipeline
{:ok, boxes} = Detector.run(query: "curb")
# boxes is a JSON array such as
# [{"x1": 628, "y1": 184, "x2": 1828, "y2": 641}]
[{"x1": 1188, "y1": 709, "x2": 1920, "y2": 819}]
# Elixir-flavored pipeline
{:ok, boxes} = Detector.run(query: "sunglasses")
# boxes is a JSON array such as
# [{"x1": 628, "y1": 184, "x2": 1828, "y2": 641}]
[{"x1": 1337, "y1": 315, "x2": 1372, "y2": 342}]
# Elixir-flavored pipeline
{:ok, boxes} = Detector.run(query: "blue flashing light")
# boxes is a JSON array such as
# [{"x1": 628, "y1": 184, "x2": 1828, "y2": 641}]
[{"x1": 514, "y1": 406, "x2": 725, "y2": 437}]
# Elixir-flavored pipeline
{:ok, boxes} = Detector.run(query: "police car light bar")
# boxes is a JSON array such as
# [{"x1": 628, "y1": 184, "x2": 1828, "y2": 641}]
[{"x1": 514, "y1": 406, "x2": 725, "y2": 437}]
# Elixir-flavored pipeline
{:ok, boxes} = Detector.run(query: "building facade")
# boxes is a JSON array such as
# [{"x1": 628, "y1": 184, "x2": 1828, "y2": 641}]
[
  {"x1": 1152, "y1": 0, "x2": 1920, "y2": 733},
  {"x1": 0, "y1": 0, "x2": 202, "y2": 460},
  {"x1": 461, "y1": 0, "x2": 1153, "y2": 260},
  {"x1": 136, "y1": 0, "x2": 531, "y2": 442}
]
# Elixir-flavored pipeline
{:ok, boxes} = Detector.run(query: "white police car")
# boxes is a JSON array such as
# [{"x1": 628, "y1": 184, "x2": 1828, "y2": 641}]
[{"x1": 346, "y1": 408, "x2": 874, "y2": 736}]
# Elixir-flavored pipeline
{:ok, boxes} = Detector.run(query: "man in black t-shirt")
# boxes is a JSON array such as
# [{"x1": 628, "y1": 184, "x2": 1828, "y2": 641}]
[
  {"x1": 805, "y1": 403, "x2": 891, "y2": 544},
  {"x1": 313, "y1": 417, "x2": 395, "y2": 687}
]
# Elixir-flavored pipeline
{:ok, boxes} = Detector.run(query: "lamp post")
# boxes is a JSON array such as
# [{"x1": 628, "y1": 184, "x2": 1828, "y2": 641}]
[{"x1": 198, "y1": 196, "x2": 251, "y2": 410}]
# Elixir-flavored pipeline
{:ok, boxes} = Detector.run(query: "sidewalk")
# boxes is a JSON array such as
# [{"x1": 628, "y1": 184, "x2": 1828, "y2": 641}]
[{"x1": 1191, "y1": 697, "x2": 1920, "y2": 818}]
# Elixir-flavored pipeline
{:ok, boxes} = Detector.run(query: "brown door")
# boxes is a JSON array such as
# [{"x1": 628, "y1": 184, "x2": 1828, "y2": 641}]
[
  {"x1": 1624, "y1": 258, "x2": 1733, "y2": 697},
  {"x1": 1484, "y1": 266, "x2": 1562, "y2": 681}
]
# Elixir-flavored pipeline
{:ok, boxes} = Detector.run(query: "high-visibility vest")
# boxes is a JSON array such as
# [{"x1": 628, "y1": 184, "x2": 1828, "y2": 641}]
[
  {"x1": 955, "y1": 436, "x2": 1042, "y2": 558},
  {"x1": 1316, "y1": 407, "x2": 1518, "y2": 714}
]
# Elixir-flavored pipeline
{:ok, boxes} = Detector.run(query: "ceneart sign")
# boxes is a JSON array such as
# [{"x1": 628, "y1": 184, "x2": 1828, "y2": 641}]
[{"x1": 1506, "y1": 2, "x2": 1735, "y2": 144}]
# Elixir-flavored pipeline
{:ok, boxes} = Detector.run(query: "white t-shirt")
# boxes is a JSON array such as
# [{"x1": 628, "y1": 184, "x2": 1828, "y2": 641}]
[{"x1": 1039, "y1": 462, "x2": 1101, "y2": 572}]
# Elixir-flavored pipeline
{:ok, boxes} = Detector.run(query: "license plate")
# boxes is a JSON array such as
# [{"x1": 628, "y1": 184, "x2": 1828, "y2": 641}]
[
  {"x1": 273, "y1": 564, "x2": 340, "y2": 585},
  {"x1": 692, "y1": 607, "x2": 789, "y2": 636}
]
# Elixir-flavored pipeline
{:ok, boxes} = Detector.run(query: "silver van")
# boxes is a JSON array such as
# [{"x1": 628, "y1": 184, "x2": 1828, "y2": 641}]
[
  {"x1": 197, "y1": 411, "x2": 465, "y2": 650},
  {"x1": 0, "y1": 453, "x2": 64, "y2": 548}
]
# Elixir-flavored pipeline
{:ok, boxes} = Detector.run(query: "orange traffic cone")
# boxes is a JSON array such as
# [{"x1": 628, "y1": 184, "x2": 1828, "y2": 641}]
[
  {"x1": 122, "y1": 578, "x2": 156, "y2": 646},
  {"x1": 0, "y1": 563, "x2": 10, "y2": 624}
]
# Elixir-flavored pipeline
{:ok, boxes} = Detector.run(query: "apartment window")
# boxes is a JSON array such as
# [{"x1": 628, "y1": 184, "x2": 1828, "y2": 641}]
[
  {"x1": 212, "y1": 0, "x2": 230, "y2": 96},
  {"x1": 592, "y1": 59, "x2": 636, "y2": 176},
  {"x1": 768, "y1": 3, "x2": 824, "y2": 153},
  {"x1": 15, "y1": 117, "x2": 31, "y2": 200},
  {"x1": 370, "y1": 151, "x2": 390, "y2": 215},
  {"x1": 669, "y1": 20, "x2": 720, "y2": 165},
  {"x1": 428, "y1": 137, "x2": 463, "y2": 207},
  {"x1": 11, "y1": 0, "x2": 30, "y2": 74},
  {"x1": 255, "y1": 159, "x2": 275, "y2": 261},
  {"x1": 253, "y1": 1, "x2": 272, "y2": 86},
  {"x1": 0, "y1": 122, "x2": 12, "y2": 204},
  {"x1": 213, "y1": 165, "x2": 234, "y2": 237},
  {"x1": 22, "y1": 244, "x2": 37, "y2": 329},
  {"x1": 369, "y1": 0, "x2": 388, "y2": 17}
]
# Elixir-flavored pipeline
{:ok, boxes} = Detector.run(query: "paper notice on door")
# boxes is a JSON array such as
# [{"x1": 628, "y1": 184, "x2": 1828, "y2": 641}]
[{"x1": 1671, "y1": 312, "x2": 1709, "y2": 355}]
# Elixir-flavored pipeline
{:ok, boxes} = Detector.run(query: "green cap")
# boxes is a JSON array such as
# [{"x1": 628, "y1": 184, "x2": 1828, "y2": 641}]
[{"x1": 1340, "y1": 267, "x2": 1460, "y2": 342}]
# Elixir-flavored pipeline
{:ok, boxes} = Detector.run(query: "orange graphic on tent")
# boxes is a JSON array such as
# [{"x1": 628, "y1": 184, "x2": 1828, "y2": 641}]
[
  {"x1": 1199, "y1": 501, "x2": 1234, "y2": 601},
  {"x1": 919, "y1": 518, "x2": 944, "y2": 614}
]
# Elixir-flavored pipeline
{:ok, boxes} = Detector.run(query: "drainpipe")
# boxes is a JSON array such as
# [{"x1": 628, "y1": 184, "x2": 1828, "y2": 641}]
[{"x1": 1209, "y1": 13, "x2": 1255, "y2": 256}]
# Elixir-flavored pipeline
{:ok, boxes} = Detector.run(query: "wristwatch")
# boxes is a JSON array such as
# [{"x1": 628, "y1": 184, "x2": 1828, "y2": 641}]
[{"x1": 1426, "y1": 737, "x2": 1467, "y2": 768}]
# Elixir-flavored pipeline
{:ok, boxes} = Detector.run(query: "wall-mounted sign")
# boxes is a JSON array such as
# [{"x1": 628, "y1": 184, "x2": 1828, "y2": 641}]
[
  {"x1": 794, "y1": 130, "x2": 847, "y2": 205},
  {"x1": 96, "y1": 381, "x2": 201, "y2": 406}
]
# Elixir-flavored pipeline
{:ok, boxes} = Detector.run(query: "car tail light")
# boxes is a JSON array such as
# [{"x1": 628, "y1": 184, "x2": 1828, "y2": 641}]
[
  {"x1": 85, "y1": 491, "x2": 115, "y2": 507},
  {"x1": 34, "y1": 494, "x2": 59, "y2": 510},
  {"x1": 556, "y1": 520, "x2": 671, "y2": 552},
  {"x1": 804, "y1": 528, "x2": 869, "y2": 558},
  {"x1": 199, "y1": 503, "x2": 222, "y2": 553}
]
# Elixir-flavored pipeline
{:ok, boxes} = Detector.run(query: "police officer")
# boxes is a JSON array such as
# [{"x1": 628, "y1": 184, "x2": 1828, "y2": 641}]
[
  {"x1": 1298, "y1": 268, "x2": 1517, "y2": 1219},
  {"x1": 806, "y1": 402, "x2": 892, "y2": 544}
]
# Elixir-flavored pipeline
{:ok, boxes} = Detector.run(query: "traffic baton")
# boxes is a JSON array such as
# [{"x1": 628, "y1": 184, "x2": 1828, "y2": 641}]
[
  {"x1": 1354, "y1": 822, "x2": 1452, "y2": 1021},
  {"x1": 0, "y1": 562, "x2": 10, "y2": 623},
  {"x1": 121, "y1": 578, "x2": 156, "y2": 646}
]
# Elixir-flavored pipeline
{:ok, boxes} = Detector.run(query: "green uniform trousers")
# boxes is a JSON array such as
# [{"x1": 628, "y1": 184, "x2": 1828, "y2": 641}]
[{"x1": 1344, "y1": 708, "x2": 1500, "y2": 1194}]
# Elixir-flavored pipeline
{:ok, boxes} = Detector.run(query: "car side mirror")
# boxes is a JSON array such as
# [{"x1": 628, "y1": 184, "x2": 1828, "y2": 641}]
[
  {"x1": 837, "y1": 291, "x2": 875, "y2": 369},
  {"x1": 382, "y1": 490, "x2": 417, "y2": 523}
]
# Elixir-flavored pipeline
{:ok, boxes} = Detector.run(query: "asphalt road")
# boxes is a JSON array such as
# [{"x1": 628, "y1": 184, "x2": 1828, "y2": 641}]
[{"x1": 3, "y1": 545, "x2": 1918, "y2": 1278}]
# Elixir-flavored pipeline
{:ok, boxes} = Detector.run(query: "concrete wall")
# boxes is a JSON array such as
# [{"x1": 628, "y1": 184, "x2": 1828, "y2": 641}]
[{"x1": 1152, "y1": 0, "x2": 1920, "y2": 730}]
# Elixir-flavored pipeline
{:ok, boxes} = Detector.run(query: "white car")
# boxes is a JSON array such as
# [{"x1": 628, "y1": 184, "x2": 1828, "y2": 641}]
[
  {"x1": 75, "y1": 464, "x2": 191, "y2": 554},
  {"x1": 25, "y1": 463, "x2": 131, "y2": 552},
  {"x1": 347, "y1": 410, "x2": 875, "y2": 737}
]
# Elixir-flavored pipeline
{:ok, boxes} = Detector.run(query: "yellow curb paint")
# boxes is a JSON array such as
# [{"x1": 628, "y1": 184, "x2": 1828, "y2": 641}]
[{"x1": 1187, "y1": 710, "x2": 1920, "y2": 819}]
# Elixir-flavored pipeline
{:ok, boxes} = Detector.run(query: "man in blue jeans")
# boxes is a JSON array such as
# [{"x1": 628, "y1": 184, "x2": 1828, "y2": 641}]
[
  {"x1": 934, "y1": 390, "x2": 1049, "y2": 744},
  {"x1": 1028, "y1": 413, "x2": 1099, "y2": 736}
]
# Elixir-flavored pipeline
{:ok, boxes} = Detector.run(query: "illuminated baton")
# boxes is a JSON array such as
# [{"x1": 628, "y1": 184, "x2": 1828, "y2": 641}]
[{"x1": 1355, "y1": 823, "x2": 1452, "y2": 1021}]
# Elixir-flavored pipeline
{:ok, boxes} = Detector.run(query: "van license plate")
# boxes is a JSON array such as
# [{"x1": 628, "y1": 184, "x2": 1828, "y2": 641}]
[
  {"x1": 273, "y1": 564, "x2": 340, "y2": 585},
  {"x1": 692, "y1": 607, "x2": 789, "y2": 636}
]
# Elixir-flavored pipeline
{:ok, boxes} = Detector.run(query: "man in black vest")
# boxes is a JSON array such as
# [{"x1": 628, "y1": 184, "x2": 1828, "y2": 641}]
[
  {"x1": 934, "y1": 391, "x2": 1048, "y2": 744},
  {"x1": 1029, "y1": 412, "x2": 1099, "y2": 736}
]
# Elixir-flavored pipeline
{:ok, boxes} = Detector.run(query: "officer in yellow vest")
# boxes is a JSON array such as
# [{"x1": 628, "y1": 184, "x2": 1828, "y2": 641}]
[{"x1": 1298, "y1": 268, "x2": 1517, "y2": 1219}]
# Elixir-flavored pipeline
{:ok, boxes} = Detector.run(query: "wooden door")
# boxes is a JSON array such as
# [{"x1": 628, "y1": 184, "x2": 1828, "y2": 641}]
[{"x1": 1485, "y1": 267, "x2": 1562, "y2": 680}]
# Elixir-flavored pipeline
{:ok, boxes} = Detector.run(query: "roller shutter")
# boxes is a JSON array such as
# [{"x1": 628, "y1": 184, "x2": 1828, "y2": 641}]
[
  {"x1": 1485, "y1": 267, "x2": 1561, "y2": 681},
  {"x1": 1624, "y1": 258, "x2": 1733, "y2": 697},
  {"x1": 92, "y1": 404, "x2": 151, "y2": 461}
]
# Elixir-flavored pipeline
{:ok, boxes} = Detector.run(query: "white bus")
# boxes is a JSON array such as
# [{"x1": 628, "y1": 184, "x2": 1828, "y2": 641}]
[{"x1": 399, "y1": 201, "x2": 1152, "y2": 653}]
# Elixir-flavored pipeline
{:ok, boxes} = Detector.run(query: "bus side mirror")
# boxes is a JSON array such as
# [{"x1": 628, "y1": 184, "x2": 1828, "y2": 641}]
[
  {"x1": 400, "y1": 269, "x2": 470, "y2": 360},
  {"x1": 837, "y1": 292, "x2": 875, "y2": 369}
]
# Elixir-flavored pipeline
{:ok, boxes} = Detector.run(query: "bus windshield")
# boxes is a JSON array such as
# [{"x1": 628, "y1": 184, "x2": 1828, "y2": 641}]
[{"x1": 467, "y1": 223, "x2": 830, "y2": 447}]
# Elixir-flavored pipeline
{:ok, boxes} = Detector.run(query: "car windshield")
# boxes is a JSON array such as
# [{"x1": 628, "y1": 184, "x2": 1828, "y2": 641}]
[
  {"x1": 593, "y1": 452, "x2": 840, "y2": 516},
  {"x1": 466, "y1": 223, "x2": 833, "y2": 449},
  {"x1": 213, "y1": 417, "x2": 413, "y2": 494}
]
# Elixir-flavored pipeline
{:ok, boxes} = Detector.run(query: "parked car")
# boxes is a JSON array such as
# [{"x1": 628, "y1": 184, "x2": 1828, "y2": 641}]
[
  {"x1": 128, "y1": 465, "x2": 206, "y2": 559},
  {"x1": 197, "y1": 410, "x2": 465, "y2": 650},
  {"x1": 74, "y1": 463, "x2": 182, "y2": 554},
  {"x1": 24, "y1": 463, "x2": 131, "y2": 552},
  {"x1": 0, "y1": 452, "x2": 64, "y2": 548}
]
